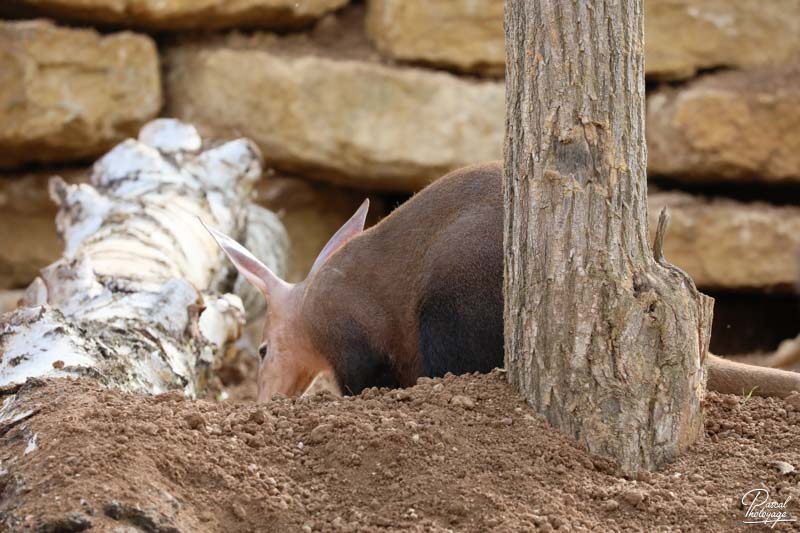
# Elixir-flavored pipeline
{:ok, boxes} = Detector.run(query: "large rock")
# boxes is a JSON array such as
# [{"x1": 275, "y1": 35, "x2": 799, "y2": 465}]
[
  {"x1": 365, "y1": 0, "x2": 504, "y2": 76},
  {"x1": 0, "y1": 20, "x2": 161, "y2": 169},
  {"x1": 0, "y1": 170, "x2": 86, "y2": 289},
  {"x1": 364, "y1": 0, "x2": 800, "y2": 80},
  {"x1": 1, "y1": 0, "x2": 348, "y2": 31},
  {"x1": 647, "y1": 66, "x2": 800, "y2": 184},
  {"x1": 164, "y1": 36, "x2": 504, "y2": 191},
  {"x1": 645, "y1": 0, "x2": 800, "y2": 80},
  {"x1": 253, "y1": 174, "x2": 386, "y2": 282},
  {"x1": 648, "y1": 191, "x2": 800, "y2": 290}
]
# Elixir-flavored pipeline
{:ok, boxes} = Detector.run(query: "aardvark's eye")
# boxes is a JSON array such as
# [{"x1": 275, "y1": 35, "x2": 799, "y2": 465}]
[{"x1": 258, "y1": 344, "x2": 268, "y2": 360}]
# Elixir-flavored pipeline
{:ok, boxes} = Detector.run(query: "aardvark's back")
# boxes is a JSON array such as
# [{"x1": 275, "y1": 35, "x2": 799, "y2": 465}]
[{"x1": 303, "y1": 162, "x2": 505, "y2": 394}]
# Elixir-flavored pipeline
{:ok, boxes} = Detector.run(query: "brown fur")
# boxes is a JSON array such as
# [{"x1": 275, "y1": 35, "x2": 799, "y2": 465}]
[
  {"x1": 301, "y1": 160, "x2": 800, "y2": 399},
  {"x1": 301, "y1": 162, "x2": 503, "y2": 392},
  {"x1": 209, "y1": 160, "x2": 800, "y2": 400}
]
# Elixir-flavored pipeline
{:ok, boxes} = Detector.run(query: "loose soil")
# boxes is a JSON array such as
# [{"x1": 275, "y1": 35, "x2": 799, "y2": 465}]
[{"x1": 1, "y1": 366, "x2": 800, "y2": 532}]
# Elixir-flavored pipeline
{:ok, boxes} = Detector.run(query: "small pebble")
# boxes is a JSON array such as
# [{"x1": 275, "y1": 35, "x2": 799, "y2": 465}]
[
  {"x1": 602, "y1": 499, "x2": 619, "y2": 512},
  {"x1": 622, "y1": 489, "x2": 645, "y2": 507},
  {"x1": 184, "y1": 412, "x2": 205, "y2": 430},
  {"x1": 450, "y1": 395, "x2": 475, "y2": 410}
]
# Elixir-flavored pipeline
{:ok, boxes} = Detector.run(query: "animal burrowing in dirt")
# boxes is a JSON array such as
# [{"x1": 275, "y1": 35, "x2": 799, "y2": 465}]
[{"x1": 203, "y1": 161, "x2": 800, "y2": 402}]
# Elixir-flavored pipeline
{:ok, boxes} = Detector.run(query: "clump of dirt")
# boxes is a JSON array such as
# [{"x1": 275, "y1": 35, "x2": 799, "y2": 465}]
[{"x1": 1, "y1": 371, "x2": 799, "y2": 532}]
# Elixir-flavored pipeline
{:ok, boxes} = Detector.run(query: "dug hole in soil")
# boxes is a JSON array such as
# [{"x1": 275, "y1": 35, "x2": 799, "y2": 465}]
[{"x1": 1, "y1": 350, "x2": 799, "y2": 532}]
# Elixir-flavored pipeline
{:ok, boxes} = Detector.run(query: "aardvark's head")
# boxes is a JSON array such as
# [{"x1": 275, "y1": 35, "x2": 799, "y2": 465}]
[{"x1": 201, "y1": 200, "x2": 368, "y2": 402}]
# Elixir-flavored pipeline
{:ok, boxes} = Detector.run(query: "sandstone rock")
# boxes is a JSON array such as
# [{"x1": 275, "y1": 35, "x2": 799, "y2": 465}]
[
  {"x1": 647, "y1": 66, "x2": 800, "y2": 184},
  {"x1": 648, "y1": 191, "x2": 800, "y2": 290},
  {"x1": 645, "y1": 0, "x2": 800, "y2": 80},
  {"x1": 0, "y1": 169, "x2": 87, "y2": 290},
  {"x1": 253, "y1": 174, "x2": 386, "y2": 282},
  {"x1": 0, "y1": 20, "x2": 160, "y2": 169},
  {"x1": 365, "y1": 0, "x2": 504, "y2": 76},
  {"x1": 2, "y1": 0, "x2": 347, "y2": 30},
  {"x1": 364, "y1": 0, "x2": 800, "y2": 81},
  {"x1": 165, "y1": 39, "x2": 504, "y2": 191}
]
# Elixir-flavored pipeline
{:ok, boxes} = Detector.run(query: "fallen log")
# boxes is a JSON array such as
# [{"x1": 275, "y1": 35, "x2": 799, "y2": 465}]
[{"x1": 0, "y1": 119, "x2": 288, "y2": 397}]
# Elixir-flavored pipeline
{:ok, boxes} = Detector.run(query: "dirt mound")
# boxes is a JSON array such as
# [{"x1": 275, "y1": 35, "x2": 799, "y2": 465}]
[{"x1": 1, "y1": 371, "x2": 799, "y2": 532}]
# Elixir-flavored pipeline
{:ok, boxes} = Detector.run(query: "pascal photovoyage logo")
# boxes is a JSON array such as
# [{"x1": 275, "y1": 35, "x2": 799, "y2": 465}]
[{"x1": 742, "y1": 489, "x2": 797, "y2": 528}]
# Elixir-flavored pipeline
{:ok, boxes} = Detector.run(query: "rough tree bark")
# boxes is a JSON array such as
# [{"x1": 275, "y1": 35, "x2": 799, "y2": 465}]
[
  {"x1": 503, "y1": 1, "x2": 714, "y2": 472},
  {"x1": 0, "y1": 119, "x2": 288, "y2": 398}
]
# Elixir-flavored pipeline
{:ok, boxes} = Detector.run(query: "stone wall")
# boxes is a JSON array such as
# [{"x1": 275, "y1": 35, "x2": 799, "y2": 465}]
[{"x1": 1, "y1": 0, "x2": 798, "y2": 353}]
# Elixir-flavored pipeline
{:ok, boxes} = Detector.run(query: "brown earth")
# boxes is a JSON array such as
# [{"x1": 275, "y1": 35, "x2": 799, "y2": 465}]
[{"x1": 2, "y1": 365, "x2": 800, "y2": 532}]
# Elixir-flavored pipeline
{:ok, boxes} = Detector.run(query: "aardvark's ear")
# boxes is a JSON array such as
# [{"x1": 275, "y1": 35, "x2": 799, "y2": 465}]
[
  {"x1": 199, "y1": 219, "x2": 290, "y2": 302},
  {"x1": 308, "y1": 199, "x2": 369, "y2": 277}
]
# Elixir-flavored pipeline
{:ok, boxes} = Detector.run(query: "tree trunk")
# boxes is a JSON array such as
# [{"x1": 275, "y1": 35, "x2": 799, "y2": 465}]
[
  {"x1": 0, "y1": 119, "x2": 288, "y2": 397},
  {"x1": 503, "y1": 1, "x2": 714, "y2": 472}
]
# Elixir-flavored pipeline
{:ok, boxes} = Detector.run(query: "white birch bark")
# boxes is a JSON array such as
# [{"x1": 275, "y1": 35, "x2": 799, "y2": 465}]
[{"x1": 0, "y1": 119, "x2": 287, "y2": 397}]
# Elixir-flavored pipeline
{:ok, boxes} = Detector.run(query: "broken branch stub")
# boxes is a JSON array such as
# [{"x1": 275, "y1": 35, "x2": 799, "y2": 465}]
[{"x1": 0, "y1": 119, "x2": 288, "y2": 397}]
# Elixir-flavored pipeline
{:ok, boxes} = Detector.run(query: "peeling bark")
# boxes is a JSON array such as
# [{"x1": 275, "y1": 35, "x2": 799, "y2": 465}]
[
  {"x1": 0, "y1": 119, "x2": 288, "y2": 397},
  {"x1": 503, "y1": 1, "x2": 713, "y2": 472}
]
